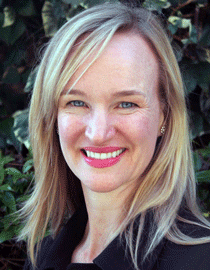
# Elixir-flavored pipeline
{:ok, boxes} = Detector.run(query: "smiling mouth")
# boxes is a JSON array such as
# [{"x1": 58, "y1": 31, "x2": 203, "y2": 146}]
[{"x1": 81, "y1": 148, "x2": 126, "y2": 159}]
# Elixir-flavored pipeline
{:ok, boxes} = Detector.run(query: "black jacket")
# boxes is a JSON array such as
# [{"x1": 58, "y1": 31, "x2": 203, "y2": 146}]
[{"x1": 23, "y1": 206, "x2": 210, "y2": 270}]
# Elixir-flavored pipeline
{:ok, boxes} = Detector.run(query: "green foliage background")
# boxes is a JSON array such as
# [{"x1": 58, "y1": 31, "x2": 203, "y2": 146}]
[{"x1": 0, "y1": 0, "x2": 210, "y2": 269}]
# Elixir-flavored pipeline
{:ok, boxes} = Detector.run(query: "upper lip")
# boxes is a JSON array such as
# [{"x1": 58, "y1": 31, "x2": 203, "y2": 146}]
[{"x1": 82, "y1": 147, "x2": 126, "y2": 153}]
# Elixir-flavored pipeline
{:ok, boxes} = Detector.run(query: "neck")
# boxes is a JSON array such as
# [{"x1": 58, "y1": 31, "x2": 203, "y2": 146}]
[{"x1": 74, "y1": 183, "x2": 136, "y2": 263}]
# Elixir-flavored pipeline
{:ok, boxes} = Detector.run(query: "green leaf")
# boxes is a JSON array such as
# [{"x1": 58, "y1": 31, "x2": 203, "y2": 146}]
[
  {"x1": 16, "y1": 194, "x2": 30, "y2": 203},
  {"x1": 0, "y1": 184, "x2": 13, "y2": 191},
  {"x1": 179, "y1": 61, "x2": 197, "y2": 94},
  {"x1": 0, "y1": 165, "x2": 4, "y2": 185},
  {"x1": 2, "y1": 214, "x2": 13, "y2": 230},
  {"x1": 1, "y1": 155, "x2": 14, "y2": 166},
  {"x1": 189, "y1": 111, "x2": 204, "y2": 139},
  {"x1": 169, "y1": 0, "x2": 185, "y2": 5},
  {"x1": 2, "y1": 66, "x2": 21, "y2": 84},
  {"x1": 0, "y1": 117, "x2": 22, "y2": 152},
  {"x1": 24, "y1": 67, "x2": 38, "y2": 93},
  {"x1": 14, "y1": 223, "x2": 24, "y2": 236},
  {"x1": 0, "y1": 229, "x2": 15, "y2": 243},
  {"x1": 2, "y1": 6, "x2": 16, "y2": 27},
  {"x1": 196, "y1": 47, "x2": 210, "y2": 63},
  {"x1": 196, "y1": 170, "x2": 210, "y2": 183},
  {"x1": 1, "y1": 191, "x2": 16, "y2": 212},
  {"x1": 23, "y1": 159, "x2": 34, "y2": 173},
  {"x1": 168, "y1": 23, "x2": 178, "y2": 35},
  {"x1": 196, "y1": 62, "x2": 210, "y2": 85},
  {"x1": 199, "y1": 25, "x2": 210, "y2": 47},
  {"x1": 6, "y1": 167, "x2": 23, "y2": 183},
  {"x1": 42, "y1": 1, "x2": 58, "y2": 37},
  {"x1": 200, "y1": 92, "x2": 210, "y2": 125},
  {"x1": 15, "y1": 0, "x2": 37, "y2": 17},
  {"x1": 63, "y1": 0, "x2": 82, "y2": 6},
  {"x1": 4, "y1": 40, "x2": 26, "y2": 66},
  {"x1": 13, "y1": 108, "x2": 30, "y2": 149},
  {"x1": 0, "y1": 18, "x2": 26, "y2": 45},
  {"x1": 193, "y1": 151, "x2": 202, "y2": 172},
  {"x1": 199, "y1": 147, "x2": 210, "y2": 160},
  {"x1": 143, "y1": 0, "x2": 171, "y2": 12}
]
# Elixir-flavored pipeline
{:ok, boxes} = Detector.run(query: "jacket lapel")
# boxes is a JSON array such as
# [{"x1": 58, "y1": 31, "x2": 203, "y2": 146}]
[{"x1": 38, "y1": 206, "x2": 165, "y2": 270}]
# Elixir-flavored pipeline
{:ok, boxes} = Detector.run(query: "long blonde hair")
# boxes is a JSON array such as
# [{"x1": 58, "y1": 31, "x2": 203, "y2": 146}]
[{"x1": 17, "y1": 3, "x2": 210, "y2": 269}]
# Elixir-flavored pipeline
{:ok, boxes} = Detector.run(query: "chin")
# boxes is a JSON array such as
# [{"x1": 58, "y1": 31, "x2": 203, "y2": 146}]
[{"x1": 81, "y1": 179, "x2": 125, "y2": 194}]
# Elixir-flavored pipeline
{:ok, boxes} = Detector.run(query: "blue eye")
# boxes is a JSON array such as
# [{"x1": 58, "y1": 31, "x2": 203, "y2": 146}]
[
  {"x1": 69, "y1": 100, "x2": 86, "y2": 107},
  {"x1": 119, "y1": 102, "x2": 136, "y2": 108}
]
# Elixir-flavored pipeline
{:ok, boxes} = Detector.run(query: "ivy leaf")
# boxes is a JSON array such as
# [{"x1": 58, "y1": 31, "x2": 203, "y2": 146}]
[
  {"x1": 1, "y1": 191, "x2": 16, "y2": 212},
  {"x1": 62, "y1": 0, "x2": 82, "y2": 6},
  {"x1": 0, "y1": 164, "x2": 4, "y2": 185},
  {"x1": 0, "y1": 229, "x2": 15, "y2": 243},
  {"x1": 42, "y1": 1, "x2": 58, "y2": 37},
  {"x1": 0, "y1": 117, "x2": 22, "y2": 152},
  {"x1": 16, "y1": 194, "x2": 31, "y2": 203},
  {"x1": 0, "y1": 18, "x2": 26, "y2": 45},
  {"x1": 2, "y1": 66, "x2": 21, "y2": 84},
  {"x1": 0, "y1": 184, "x2": 13, "y2": 191},
  {"x1": 189, "y1": 111, "x2": 204, "y2": 139},
  {"x1": 193, "y1": 151, "x2": 202, "y2": 172},
  {"x1": 23, "y1": 159, "x2": 34, "y2": 173},
  {"x1": 13, "y1": 108, "x2": 30, "y2": 149},
  {"x1": 2, "y1": 6, "x2": 16, "y2": 28},
  {"x1": 2, "y1": 214, "x2": 13, "y2": 230},
  {"x1": 1, "y1": 155, "x2": 14, "y2": 166},
  {"x1": 200, "y1": 92, "x2": 210, "y2": 125},
  {"x1": 24, "y1": 67, "x2": 38, "y2": 93},
  {"x1": 15, "y1": 0, "x2": 37, "y2": 17},
  {"x1": 143, "y1": 0, "x2": 171, "y2": 12},
  {"x1": 199, "y1": 25, "x2": 210, "y2": 47},
  {"x1": 179, "y1": 61, "x2": 197, "y2": 94},
  {"x1": 198, "y1": 147, "x2": 210, "y2": 160},
  {"x1": 0, "y1": 153, "x2": 14, "y2": 185},
  {"x1": 6, "y1": 167, "x2": 23, "y2": 184},
  {"x1": 196, "y1": 170, "x2": 210, "y2": 183}
]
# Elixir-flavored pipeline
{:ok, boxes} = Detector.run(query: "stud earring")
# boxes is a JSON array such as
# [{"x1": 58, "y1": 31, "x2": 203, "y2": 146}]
[{"x1": 160, "y1": 126, "x2": 166, "y2": 135}]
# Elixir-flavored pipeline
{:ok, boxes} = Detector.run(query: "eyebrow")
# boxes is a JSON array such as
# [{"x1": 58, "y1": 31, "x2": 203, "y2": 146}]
[{"x1": 62, "y1": 89, "x2": 146, "y2": 97}]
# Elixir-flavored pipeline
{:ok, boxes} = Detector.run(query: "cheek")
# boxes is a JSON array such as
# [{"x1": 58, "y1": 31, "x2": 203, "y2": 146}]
[
  {"x1": 57, "y1": 114, "x2": 84, "y2": 143},
  {"x1": 117, "y1": 113, "x2": 157, "y2": 141}
]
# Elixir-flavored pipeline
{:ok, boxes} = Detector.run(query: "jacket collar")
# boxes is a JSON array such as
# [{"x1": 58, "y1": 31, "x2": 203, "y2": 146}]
[{"x1": 39, "y1": 205, "x2": 165, "y2": 270}]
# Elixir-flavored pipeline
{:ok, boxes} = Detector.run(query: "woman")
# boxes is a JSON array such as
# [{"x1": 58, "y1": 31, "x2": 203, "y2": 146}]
[{"x1": 19, "y1": 2, "x2": 210, "y2": 270}]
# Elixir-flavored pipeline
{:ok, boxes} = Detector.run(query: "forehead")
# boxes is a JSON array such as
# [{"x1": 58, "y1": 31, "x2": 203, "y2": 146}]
[{"x1": 64, "y1": 32, "x2": 159, "y2": 98}]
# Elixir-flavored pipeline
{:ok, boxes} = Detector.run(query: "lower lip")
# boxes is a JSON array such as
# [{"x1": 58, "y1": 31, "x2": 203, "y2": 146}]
[{"x1": 81, "y1": 150, "x2": 126, "y2": 168}]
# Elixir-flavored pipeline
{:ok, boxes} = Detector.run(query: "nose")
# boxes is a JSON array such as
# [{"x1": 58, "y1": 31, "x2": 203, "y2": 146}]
[{"x1": 85, "y1": 108, "x2": 115, "y2": 144}]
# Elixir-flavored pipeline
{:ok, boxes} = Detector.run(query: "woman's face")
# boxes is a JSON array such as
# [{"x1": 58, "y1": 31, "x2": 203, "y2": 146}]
[{"x1": 57, "y1": 32, "x2": 164, "y2": 194}]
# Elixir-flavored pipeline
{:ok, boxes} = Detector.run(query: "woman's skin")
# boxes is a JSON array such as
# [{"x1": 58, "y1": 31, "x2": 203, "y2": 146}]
[{"x1": 57, "y1": 32, "x2": 164, "y2": 263}]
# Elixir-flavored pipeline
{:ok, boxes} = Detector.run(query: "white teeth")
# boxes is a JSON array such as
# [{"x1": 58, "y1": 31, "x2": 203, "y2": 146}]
[
  {"x1": 95, "y1": 153, "x2": 100, "y2": 159},
  {"x1": 84, "y1": 149, "x2": 124, "y2": 159},
  {"x1": 101, "y1": 153, "x2": 107, "y2": 159},
  {"x1": 107, "y1": 152, "x2": 112, "y2": 158},
  {"x1": 112, "y1": 151, "x2": 117, "y2": 158}
]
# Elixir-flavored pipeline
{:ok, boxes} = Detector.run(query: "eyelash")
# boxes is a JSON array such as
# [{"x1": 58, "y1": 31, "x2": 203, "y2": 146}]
[{"x1": 67, "y1": 100, "x2": 138, "y2": 109}]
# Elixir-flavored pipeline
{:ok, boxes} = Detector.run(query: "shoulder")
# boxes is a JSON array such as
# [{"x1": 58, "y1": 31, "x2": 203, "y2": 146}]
[
  {"x1": 23, "y1": 205, "x2": 88, "y2": 270},
  {"x1": 157, "y1": 236, "x2": 210, "y2": 270},
  {"x1": 156, "y1": 213, "x2": 210, "y2": 270},
  {"x1": 23, "y1": 236, "x2": 54, "y2": 270}
]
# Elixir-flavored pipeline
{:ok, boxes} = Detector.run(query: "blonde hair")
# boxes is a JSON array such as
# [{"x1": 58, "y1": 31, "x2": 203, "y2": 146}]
[{"x1": 17, "y1": 2, "x2": 210, "y2": 269}]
